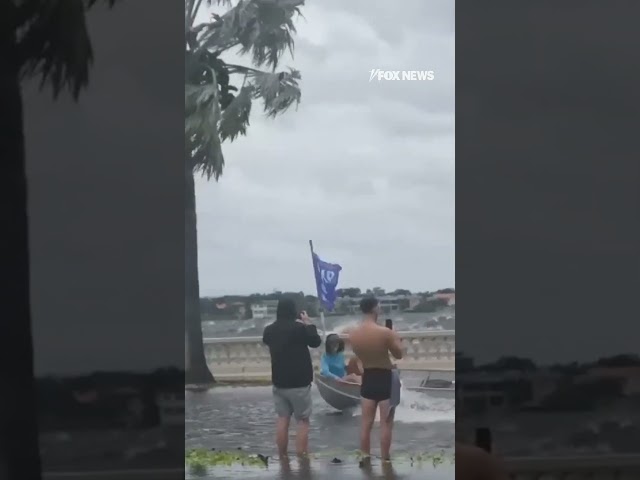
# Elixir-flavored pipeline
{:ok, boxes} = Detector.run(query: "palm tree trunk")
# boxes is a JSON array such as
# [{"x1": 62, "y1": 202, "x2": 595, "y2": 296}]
[
  {"x1": 1, "y1": 4, "x2": 43, "y2": 478},
  {"x1": 185, "y1": 161, "x2": 215, "y2": 386}
]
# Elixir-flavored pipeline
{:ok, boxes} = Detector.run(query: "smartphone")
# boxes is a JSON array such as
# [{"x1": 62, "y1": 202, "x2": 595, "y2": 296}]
[{"x1": 385, "y1": 318, "x2": 393, "y2": 330}]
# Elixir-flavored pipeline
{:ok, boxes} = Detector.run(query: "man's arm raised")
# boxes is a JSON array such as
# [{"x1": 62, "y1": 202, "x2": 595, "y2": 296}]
[
  {"x1": 388, "y1": 329, "x2": 404, "y2": 360},
  {"x1": 298, "y1": 310, "x2": 322, "y2": 348}
]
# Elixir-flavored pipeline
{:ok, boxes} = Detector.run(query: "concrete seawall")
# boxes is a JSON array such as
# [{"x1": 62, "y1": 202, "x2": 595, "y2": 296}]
[{"x1": 204, "y1": 330, "x2": 455, "y2": 381}]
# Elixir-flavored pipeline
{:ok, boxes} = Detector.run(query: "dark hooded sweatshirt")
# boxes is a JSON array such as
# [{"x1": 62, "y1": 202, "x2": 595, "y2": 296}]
[{"x1": 262, "y1": 320, "x2": 322, "y2": 389}]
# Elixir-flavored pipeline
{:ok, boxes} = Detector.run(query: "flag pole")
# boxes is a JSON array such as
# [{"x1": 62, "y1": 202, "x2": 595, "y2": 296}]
[{"x1": 308, "y1": 240, "x2": 327, "y2": 341}]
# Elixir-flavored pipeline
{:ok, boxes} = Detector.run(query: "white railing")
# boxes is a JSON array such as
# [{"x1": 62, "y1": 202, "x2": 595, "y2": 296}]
[
  {"x1": 204, "y1": 330, "x2": 455, "y2": 378},
  {"x1": 504, "y1": 454, "x2": 640, "y2": 480}
]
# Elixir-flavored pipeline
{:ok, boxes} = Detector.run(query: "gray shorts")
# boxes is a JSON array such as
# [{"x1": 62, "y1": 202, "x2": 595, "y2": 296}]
[{"x1": 273, "y1": 385, "x2": 312, "y2": 420}]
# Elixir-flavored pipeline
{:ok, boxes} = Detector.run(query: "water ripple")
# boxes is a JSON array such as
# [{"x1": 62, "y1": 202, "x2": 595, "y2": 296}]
[{"x1": 186, "y1": 385, "x2": 454, "y2": 455}]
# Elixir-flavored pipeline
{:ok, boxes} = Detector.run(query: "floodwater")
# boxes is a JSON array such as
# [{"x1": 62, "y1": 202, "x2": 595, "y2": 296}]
[
  {"x1": 185, "y1": 382, "x2": 455, "y2": 479},
  {"x1": 186, "y1": 456, "x2": 454, "y2": 480}
]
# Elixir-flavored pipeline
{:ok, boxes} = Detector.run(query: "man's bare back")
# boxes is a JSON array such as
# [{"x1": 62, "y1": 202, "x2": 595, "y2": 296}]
[{"x1": 349, "y1": 321, "x2": 402, "y2": 369}]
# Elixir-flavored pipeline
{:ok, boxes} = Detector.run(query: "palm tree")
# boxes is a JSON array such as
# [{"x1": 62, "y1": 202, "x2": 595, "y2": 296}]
[
  {"x1": 185, "y1": 0, "x2": 303, "y2": 386},
  {"x1": 3, "y1": 2, "x2": 116, "y2": 478}
]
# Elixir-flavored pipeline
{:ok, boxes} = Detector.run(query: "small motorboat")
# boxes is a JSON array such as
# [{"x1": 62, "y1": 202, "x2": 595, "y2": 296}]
[
  {"x1": 408, "y1": 371, "x2": 455, "y2": 399},
  {"x1": 315, "y1": 374, "x2": 361, "y2": 411}
]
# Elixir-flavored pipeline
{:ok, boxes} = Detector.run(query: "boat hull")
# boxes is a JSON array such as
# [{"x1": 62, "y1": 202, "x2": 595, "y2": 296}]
[{"x1": 315, "y1": 375, "x2": 361, "y2": 411}]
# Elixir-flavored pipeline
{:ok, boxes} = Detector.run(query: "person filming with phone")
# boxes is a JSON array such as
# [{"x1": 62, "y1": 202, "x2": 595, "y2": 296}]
[
  {"x1": 347, "y1": 297, "x2": 404, "y2": 462},
  {"x1": 262, "y1": 299, "x2": 322, "y2": 458}
]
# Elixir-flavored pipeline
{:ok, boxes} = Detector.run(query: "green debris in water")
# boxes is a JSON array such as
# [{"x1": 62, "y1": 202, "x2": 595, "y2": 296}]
[
  {"x1": 185, "y1": 448, "x2": 269, "y2": 470},
  {"x1": 411, "y1": 450, "x2": 450, "y2": 466},
  {"x1": 185, "y1": 448, "x2": 454, "y2": 470}
]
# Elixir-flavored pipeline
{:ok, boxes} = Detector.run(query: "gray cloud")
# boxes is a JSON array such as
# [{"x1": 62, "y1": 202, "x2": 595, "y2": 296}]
[
  {"x1": 195, "y1": 0, "x2": 455, "y2": 296},
  {"x1": 22, "y1": 0, "x2": 452, "y2": 375}
]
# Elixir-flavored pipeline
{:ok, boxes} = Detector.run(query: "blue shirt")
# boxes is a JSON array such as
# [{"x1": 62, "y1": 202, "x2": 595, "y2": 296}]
[{"x1": 320, "y1": 352, "x2": 346, "y2": 379}]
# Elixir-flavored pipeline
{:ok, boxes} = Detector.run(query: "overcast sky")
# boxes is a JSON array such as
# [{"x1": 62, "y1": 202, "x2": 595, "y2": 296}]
[
  {"x1": 21, "y1": 1, "x2": 635, "y2": 375},
  {"x1": 21, "y1": 0, "x2": 452, "y2": 374},
  {"x1": 194, "y1": 0, "x2": 455, "y2": 296}
]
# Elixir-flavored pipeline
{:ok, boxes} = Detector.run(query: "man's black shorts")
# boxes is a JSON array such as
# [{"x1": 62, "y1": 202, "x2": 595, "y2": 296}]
[{"x1": 360, "y1": 368, "x2": 392, "y2": 401}]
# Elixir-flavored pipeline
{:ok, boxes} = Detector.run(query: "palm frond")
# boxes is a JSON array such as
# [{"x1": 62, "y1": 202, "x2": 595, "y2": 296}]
[
  {"x1": 185, "y1": 74, "x2": 225, "y2": 180},
  {"x1": 238, "y1": 0, "x2": 303, "y2": 69},
  {"x1": 249, "y1": 68, "x2": 301, "y2": 117},
  {"x1": 17, "y1": 0, "x2": 119, "y2": 100},
  {"x1": 198, "y1": 0, "x2": 304, "y2": 69},
  {"x1": 18, "y1": 0, "x2": 92, "y2": 99},
  {"x1": 185, "y1": 0, "x2": 304, "y2": 181},
  {"x1": 219, "y1": 85, "x2": 253, "y2": 141}
]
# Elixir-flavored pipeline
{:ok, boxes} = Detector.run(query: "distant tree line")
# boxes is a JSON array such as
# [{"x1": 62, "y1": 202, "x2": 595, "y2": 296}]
[
  {"x1": 200, "y1": 287, "x2": 455, "y2": 319},
  {"x1": 335, "y1": 287, "x2": 455, "y2": 298},
  {"x1": 200, "y1": 291, "x2": 319, "y2": 319},
  {"x1": 412, "y1": 297, "x2": 449, "y2": 312}
]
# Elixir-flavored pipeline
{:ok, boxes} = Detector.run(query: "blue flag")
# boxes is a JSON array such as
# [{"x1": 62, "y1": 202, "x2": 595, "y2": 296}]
[{"x1": 312, "y1": 253, "x2": 342, "y2": 311}]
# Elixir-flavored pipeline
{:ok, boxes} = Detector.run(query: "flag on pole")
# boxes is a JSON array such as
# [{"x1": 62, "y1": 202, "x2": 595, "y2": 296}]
[{"x1": 311, "y1": 252, "x2": 342, "y2": 312}]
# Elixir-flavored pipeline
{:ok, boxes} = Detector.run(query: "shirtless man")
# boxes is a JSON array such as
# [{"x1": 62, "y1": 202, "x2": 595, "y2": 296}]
[{"x1": 347, "y1": 297, "x2": 404, "y2": 461}]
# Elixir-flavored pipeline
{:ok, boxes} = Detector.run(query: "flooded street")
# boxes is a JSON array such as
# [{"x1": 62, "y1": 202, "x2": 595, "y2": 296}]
[
  {"x1": 186, "y1": 383, "x2": 455, "y2": 479},
  {"x1": 186, "y1": 384, "x2": 454, "y2": 454},
  {"x1": 187, "y1": 457, "x2": 454, "y2": 480}
]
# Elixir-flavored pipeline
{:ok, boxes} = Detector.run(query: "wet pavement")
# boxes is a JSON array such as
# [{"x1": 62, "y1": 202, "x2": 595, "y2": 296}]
[
  {"x1": 187, "y1": 455, "x2": 454, "y2": 480},
  {"x1": 186, "y1": 381, "x2": 454, "y2": 479},
  {"x1": 186, "y1": 378, "x2": 454, "y2": 454}
]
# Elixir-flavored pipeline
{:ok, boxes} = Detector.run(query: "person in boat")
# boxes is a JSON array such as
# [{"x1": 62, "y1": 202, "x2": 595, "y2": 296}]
[
  {"x1": 320, "y1": 334, "x2": 361, "y2": 384},
  {"x1": 347, "y1": 296, "x2": 404, "y2": 462},
  {"x1": 346, "y1": 355, "x2": 364, "y2": 377},
  {"x1": 262, "y1": 299, "x2": 322, "y2": 457}
]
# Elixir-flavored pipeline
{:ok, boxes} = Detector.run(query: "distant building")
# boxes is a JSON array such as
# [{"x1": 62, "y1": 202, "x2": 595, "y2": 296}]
[
  {"x1": 251, "y1": 300, "x2": 278, "y2": 319},
  {"x1": 209, "y1": 301, "x2": 246, "y2": 319},
  {"x1": 432, "y1": 293, "x2": 455, "y2": 306},
  {"x1": 200, "y1": 298, "x2": 247, "y2": 321},
  {"x1": 379, "y1": 296, "x2": 404, "y2": 313},
  {"x1": 336, "y1": 294, "x2": 418, "y2": 315},
  {"x1": 251, "y1": 304, "x2": 268, "y2": 319},
  {"x1": 408, "y1": 296, "x2": 421, "y2": 309}
]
